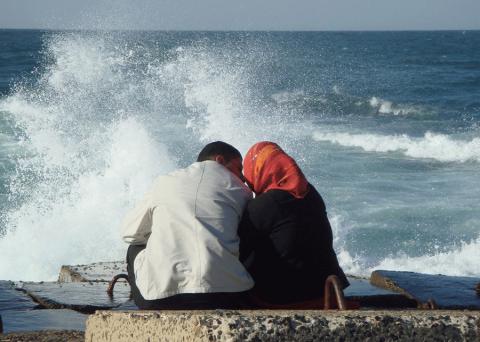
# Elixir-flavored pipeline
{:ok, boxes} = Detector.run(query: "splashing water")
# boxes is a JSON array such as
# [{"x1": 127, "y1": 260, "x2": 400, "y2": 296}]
[
  {"x1": 371, "y1": 237, "x2": 480, "y2": 277},
  {"x1": 313, "y1": 131, "x2": 480, "y2": 163},
  {"x1": 0, "y1": 31, "x2": 479, "y2": 281},
  {"x1": 0, "y1": 32, "x2": 310, "y2": 280}
]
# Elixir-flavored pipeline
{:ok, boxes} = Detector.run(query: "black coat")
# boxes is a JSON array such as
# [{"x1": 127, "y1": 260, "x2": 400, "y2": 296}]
[{"x1": 238, "y1": 184, "x2": 349, "y2": 304}]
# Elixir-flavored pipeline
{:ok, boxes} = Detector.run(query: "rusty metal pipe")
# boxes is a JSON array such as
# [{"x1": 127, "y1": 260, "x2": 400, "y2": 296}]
[
  {"x1": 426, "y1": 298, "x2": 438, "y2": 310},
  {"x1": 323, "y1": 275, "x2": 347, "y2": 310},
  {"x1": 107, "y1": 273, "x2": 129, "y2": 297}
]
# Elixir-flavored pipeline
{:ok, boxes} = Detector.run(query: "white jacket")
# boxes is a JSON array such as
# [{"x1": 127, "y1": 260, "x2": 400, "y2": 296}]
[{"x1": 121, "y1": 161, "x2": 254, "y2": 300}]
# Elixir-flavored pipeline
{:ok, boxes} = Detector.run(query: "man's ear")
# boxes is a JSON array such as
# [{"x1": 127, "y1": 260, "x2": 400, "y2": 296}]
[{"x1": 214, "y1": 155, "x2": 225, "y2": 165}]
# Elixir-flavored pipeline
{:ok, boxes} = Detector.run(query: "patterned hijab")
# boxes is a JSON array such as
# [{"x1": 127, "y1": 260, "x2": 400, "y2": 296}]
[{"x1": 243, "y1": 141, "x2": 309, "y2": 198}]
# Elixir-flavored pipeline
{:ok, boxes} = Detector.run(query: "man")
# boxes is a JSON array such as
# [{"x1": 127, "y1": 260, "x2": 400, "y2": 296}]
[{"x1": 122, "y1": 141, "x2": 253, "y2": 309}]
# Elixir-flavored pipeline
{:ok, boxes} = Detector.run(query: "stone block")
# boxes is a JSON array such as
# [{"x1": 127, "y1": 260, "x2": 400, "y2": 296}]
[
  {"x1": 344, "y1": 277, "x2": 416, "y2": 308},
  {"x1": 371, "y1": 270, "x2": 480, "y2": 309},
  {"x1": 58, "y1": 261, "x2": 127, "y2": 283},
  {"x1": 0, "y1": 281, "x2": 38, "y2": 312},
  {"x1": 85, "y1": 310, "x2": 480, "y2": 342},
  {"x1": 0, "y1": 330, "x2": 84, "y2": 341},
  {"x1": 16, "y1": 281, "x2": 130, "y2": 314}
]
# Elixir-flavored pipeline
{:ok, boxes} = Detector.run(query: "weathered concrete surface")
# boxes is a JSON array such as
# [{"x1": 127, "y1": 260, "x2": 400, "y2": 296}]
[
  {"x1": 344, "y1": 277, "x2": 416, "y2": 309},
  {"x1": 16, "y1": 281, "x2": 130, "y2": 314},
  {"x1": 56, "y1": 262, "x2": 417, "y2": 309},
  {"x1": 86, "y1": 310, "x2": 480, "y2": 342},
  {"x1": 58, "y1": 261, "x2": 127, "y2": 283},
  {"x1": 371, "y1": 270, "x2": 480, "y2": 309},
  {"x1": 0, "y1": 281, "x2": 37, "y2": 312},
  {"x1": 1, "y1": 309, "x2": 86, "y2": 333},
  {"x1": 0, "y1": 330, "x2": 84, "y2": 341},
  {"x1": 1, "y1": 281, "x2": 87, "y2": 334}
]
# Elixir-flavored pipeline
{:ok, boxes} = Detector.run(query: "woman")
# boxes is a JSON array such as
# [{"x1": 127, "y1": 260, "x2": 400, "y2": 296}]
[{"x1": 239, "y1": 141, "x2": 349, "y2": 305}]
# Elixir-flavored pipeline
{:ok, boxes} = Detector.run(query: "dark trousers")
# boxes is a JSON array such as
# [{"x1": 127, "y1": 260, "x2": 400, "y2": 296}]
[{"x1": 126, "y1": 244, "x2": 250, "y2": 310}]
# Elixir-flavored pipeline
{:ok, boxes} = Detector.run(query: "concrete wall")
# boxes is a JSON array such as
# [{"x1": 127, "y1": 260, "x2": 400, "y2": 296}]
[{"x1": 86, "y1": 310, "x2": 480, "y2": 341}]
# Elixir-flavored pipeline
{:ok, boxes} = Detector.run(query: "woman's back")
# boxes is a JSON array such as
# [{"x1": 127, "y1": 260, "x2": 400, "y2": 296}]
[{"x1": 239, "y1": 184, "x2": 349, "y2": 304}]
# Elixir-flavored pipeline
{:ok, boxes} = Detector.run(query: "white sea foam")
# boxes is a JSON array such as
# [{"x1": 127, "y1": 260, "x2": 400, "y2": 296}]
[
  {"x1": 332, "y1": 85, "x2": 342, "y2": 95},
  {"x1": 1, "y1": 31, "x2": 477, "y2": 282},
  {"x1": 369, "y1": 96, "x2": 419, "y2": 115},
  {"x1": 0, "y1": 32, "x2": 310, "y2": 281},
  {"x1": 330, "y1": 210, "x2": 480, "y2": 277},
  {"x1": 370, "y1": 237, "x2": 480, "y2": 277},
  {"x1": 0, "y1": 115, "x2": 174, "y2": 281},
  {"x1": 329, "y1": 214, "x2": 364, "y2": 276},
  {"x1": 0, "y1": 34, "x2": 178, "y2": 281},
  {"x1": 313, "y1": 131, "x2": 480, "y2": 163},
  {"x1": 271, "y1": 90, "x2": 306, "y2": 105},
  {"x1": 155, "y1": 43, "x2": 311, "y2": 154}
]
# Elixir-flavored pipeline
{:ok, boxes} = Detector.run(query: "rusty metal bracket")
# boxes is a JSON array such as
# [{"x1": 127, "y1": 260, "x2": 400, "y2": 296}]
[
  {"x1": 107, "y1": 273, "x2": 129, "y2": 297},
  {"x1": 426, "y1": 298, "x2": 438, "y2": 309},
  {"x1": 323, "y1": 275, "x2": 347, "y2": 310},
  {"x1": 418, "y1": 298, "x2": 438, "y2": 310}
]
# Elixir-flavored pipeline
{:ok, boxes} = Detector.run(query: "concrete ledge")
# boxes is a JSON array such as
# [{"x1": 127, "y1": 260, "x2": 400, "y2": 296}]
[
  {"x1": 370, "y1": 270, "x2": 480, "y2": 309},
  {"x1": 16, "y1": 282, "x2": 130, "y2": 314},
  {"x1": 0, "y1": 330, "x2": 83, "y2": 341},
  {"x1": 86, "y1": 310, "x2": 480, "y2": 341},
  {"x1": 58, "y1": 261, "x2": 127, "y2": 283}
]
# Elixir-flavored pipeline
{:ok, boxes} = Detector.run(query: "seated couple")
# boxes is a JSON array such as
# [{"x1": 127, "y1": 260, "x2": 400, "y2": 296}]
[{"x1": 121, "y1": 141, "x2": 349, "y2": 310}]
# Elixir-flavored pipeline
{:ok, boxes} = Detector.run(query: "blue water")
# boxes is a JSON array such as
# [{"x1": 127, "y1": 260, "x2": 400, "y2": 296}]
[{"x1": 0, "y1": 29, "x2": 479, "y2": 281}]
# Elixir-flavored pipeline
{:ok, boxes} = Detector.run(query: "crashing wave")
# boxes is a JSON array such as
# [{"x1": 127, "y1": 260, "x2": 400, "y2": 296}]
[
  {"x1": 369, "y1": 96, "x2": 420, "y2": 116},
  {"x1": 0, "y1": 32, "x2": 308, "y2": 281},
  {"x1": 370, "y1": 237, "x2": 480, "y2": 277},
  {"x1": 313, "y1": 131, "x2": 480, "y2": 163}
]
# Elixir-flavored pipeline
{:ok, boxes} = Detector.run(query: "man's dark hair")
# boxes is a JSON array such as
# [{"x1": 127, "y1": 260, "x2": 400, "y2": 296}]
[{"x1": 197, "y1": 141, "x2": 242, "y2": 162}]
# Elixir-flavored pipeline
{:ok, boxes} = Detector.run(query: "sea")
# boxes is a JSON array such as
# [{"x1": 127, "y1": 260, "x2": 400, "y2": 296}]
[{"x1": 0, "y1": 29, "x2": 479, "y2": 282}]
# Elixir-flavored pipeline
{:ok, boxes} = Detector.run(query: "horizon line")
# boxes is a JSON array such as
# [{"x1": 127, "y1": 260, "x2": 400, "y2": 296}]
[{"x1": 1, "y1": 27, "x2": 480, "y2": 33}]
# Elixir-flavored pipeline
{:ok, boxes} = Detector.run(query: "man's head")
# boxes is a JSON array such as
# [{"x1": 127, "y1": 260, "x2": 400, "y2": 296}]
[{"x1": 197, "y1": 141, "x2": 244, "y2": 181}]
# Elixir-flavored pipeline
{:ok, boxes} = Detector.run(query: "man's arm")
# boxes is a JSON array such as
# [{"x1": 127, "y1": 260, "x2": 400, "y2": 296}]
[{"x1": 121, "y1": 192, "x2": 154, "y2": 245}]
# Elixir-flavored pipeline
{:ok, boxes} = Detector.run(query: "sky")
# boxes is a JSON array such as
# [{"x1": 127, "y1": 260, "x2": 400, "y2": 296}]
[{"x1": 0, "y1": 0, "x2": 479, "y2": 31}]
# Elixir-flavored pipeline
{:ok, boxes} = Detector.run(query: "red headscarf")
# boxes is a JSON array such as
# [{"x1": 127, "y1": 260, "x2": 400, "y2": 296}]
[{"x1": 243, "y1": 142, "x2": 309, "y2": 198}]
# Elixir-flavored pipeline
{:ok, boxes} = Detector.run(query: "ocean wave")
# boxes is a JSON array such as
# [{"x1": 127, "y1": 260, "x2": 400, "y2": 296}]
[
  {"x1": 0, "y1": 32, "x2": 309, "y2": 280},
  {"x1": 370, "y1": 237, "x2": 480, "y2": 277},
  {"x1": 312, "y1": 131, "x2": 480, "y2": 163},
  {"x1": 159, "y1": 42, "x2": 311, "y2": 153},
  {"x1": 0, "y1": 33, "x2": 180, "y2": 280},
  {"x1": 0, "y1": 116, "x2": 175, "y2": 281},
  {"x1": 330, "y1": 211, "x2": 480, "y2": 278},
  {"x1": 1, "y1": 30, "x2": 477, "y2": 282},
  {"x1": 271, "y1": 90, "x2": 309, "y2": 105},
  {"x1": 369, "y1": 96, "x2": 420, "y2": 116},
  {"x1": 329, "y1": 214, "x2": 365, "y2": 276}
]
